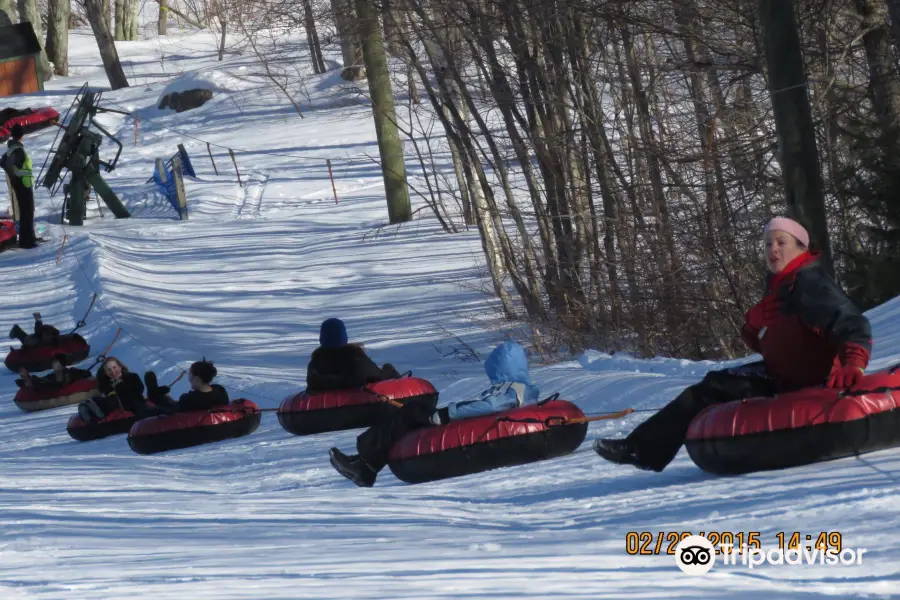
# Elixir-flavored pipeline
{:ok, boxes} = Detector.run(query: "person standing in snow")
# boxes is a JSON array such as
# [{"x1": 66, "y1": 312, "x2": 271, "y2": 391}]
[
  {"x1": 329, "y1": 341, "x2": 541, "y2": 487},
  {"x1": 305, "y1": 318, "x2": 401, "y2": 393},
  {"x1": 0, "y1": 124, "x2": 37, "y2": 249},
  {"x1": 594, "y1": 217, "x2": 873, "y2": 473}
]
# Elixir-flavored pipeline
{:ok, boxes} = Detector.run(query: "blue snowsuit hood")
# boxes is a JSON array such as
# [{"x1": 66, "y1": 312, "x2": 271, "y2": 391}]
[
  {"x1": 444, "y1": 341, "x2": 540, "y2": 422},
  {"x1": 484, "y1": 341, "x2": 533, "y2": 385}
]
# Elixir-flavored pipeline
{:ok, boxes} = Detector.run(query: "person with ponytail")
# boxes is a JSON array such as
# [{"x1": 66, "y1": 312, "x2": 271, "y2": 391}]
[
  {"x1": 143, "y1": 358, "x2": 229, "y2": 413},
  {"x1": 594, "y1": 216, "x2": 873, "y2": 473}
]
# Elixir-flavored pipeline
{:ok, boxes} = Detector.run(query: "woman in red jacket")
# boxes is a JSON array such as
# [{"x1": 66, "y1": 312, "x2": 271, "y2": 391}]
[{"x1": 594, "y1": 217, "x2": 873, "y2": 472}]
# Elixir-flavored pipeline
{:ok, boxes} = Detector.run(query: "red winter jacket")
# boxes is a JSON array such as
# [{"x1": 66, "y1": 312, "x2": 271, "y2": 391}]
[{"x1": 741, "y1": 252, "x2": 872, "y2": 391}]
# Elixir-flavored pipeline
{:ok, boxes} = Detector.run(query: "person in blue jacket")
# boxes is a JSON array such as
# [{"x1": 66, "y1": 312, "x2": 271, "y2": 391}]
[{"x1": 329, "y1": 341, "x2": 540, "y2": 487}]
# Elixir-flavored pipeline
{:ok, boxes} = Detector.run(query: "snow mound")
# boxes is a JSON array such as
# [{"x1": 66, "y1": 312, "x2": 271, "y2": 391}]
[{"x1": 156, "y1": 69, "x2": 253, "y2": 107}]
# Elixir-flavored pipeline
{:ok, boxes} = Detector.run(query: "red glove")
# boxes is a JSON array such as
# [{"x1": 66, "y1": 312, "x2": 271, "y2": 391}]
[
  {"x1": 827, "y1": 365, "x2": 864, "y2": 389},
  {"x1": 744, "y1": 294, "x2": 782, "y2": 330},
  {"x1": 827, "y1": 343, "x2": 869, "y2": 389}
]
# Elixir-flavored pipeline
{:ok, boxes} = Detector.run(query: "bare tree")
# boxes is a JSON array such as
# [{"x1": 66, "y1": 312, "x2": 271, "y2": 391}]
[
  {"x1": 46, "y1": 0, "x2": 70, "y2": 75},
  {"x1": 83, "y1": 0, "x2": 129, "y2": 89},
  {"x1": 17, "y1": 0, "x2": 51, "y2": 79}
]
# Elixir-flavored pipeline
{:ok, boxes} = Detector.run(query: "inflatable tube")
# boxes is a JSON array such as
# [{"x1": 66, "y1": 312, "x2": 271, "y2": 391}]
[
  {"x1": 0, "y1": 107, "x2": 61, "y2": 141},
  {"x1": 0, "y1": 219, "x2": 16, "y2": 248},
  {"x1": 13, "y1": 377, "x2": 98, "y2": 412},
  {"x1": 127, "y1": 399, "x2": 262, "y2": 454},
  {"x1": 278, "y1": 377, "x2": 438, "y2": 436},
  {"x1": 67, "y1": 406, "x2": 144, "y2": 442},
  {"x1": 685, "y1": 369, "x2": 900, "y2": 475},
  {"x1": 386, "y1": 399, "x2": 588, "y2": 484},
  {"x1": 4, "y1": 333, "x2": 91, "y2": 373}
]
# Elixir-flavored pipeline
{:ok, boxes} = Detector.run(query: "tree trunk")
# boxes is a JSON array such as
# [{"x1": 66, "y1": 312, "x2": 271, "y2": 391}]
[
  {"x1": 218, "y1": 16, "x2": 227, "y2": 60},
  {"x1": 855, "y1": 0, "x2": 900, "y2": 148},
  {"x1": 158, "y1": 0, "x2": 167, "y2": 35},
  {"x1": 759, "y1": 0, "x2": 833, "y2": 275},
  {"x1": 17, "y1": 0, "x2": 51, "y2": 80},
  {"x1": 382, "y1": 0, "x2": 404, "y2": 57},
  {"x1": 46, "y1": 0, "x2": 70, "y2": 75},
  {"x1": 884, "y1": 0, "x2": 900, "y2": 52},
  {"x1": 124, "y1": 0, "x2": 138, "y2": 40},
  {"x1": 0, "y1": 0, "x2": 17, "y2": 26},
  {"x1": 84, "y1": 0, "x2": 129, "y2": 90},
  {"x1": 114, "y1": 0, "x2": 124, "y2": 39},
  {"x1": 303, "y1": 0, "x2": 326, "y2": 74},
  {"x1": 333, "y1": 0, "x2": 364, "y2": 79},
  {"x1": 354, "y1": 0, "x2": 411, "y2": 223}
]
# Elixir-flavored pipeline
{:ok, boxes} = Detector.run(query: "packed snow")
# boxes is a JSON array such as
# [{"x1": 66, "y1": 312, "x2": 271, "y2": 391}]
[{"x1": 1, "y1": 27, "x2": 899, "y2": 599}]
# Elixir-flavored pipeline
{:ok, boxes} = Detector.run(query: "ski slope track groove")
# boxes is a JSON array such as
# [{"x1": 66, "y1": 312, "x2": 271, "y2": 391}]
[{"x1": 1, "y1": 24, "x2": 899, "y2": 599}]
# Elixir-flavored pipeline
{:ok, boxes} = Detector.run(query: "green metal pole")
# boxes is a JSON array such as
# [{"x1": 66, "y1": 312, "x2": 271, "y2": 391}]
[
  {"x1": 86, "y1": 168, "x2": 130, "y2": 218},
  {"x1": 68, "y1": 171, "x2": 86, "y2": 226}
]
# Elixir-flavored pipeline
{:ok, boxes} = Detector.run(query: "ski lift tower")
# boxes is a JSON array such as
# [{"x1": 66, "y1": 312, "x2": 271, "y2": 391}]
[{"x1": 38, "y1": 84, "x2": 131, "y2": 226}]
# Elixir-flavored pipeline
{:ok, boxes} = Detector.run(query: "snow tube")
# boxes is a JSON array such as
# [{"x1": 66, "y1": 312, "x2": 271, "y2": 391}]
[
  {"x1": 0, "y1": 219, "x2": 16, "y2": 249},
  {"x1": 278, "y1": 377, "x2": 439, "y2": 436},
  {"x1": 685, "y1": 368, "x2": 900, "y2": 475},
  {"x1": 127, "y1": 399, "x2": 262, "y2": 454},
  {"x1": 0, "y1": 107, "x2": 60, "y2": 142},
  {"x1": 13, "y1": 377, "x2": 98, "y2": 412},
  {"x1": 4, "y1": 333, "x2": 90, "y2": 373},
  {"x1": 386, "y1": 399, "x2": 588, "y2": 484},
  {"x1": 67, "y1": 404, "x2": 149, "y2": 442}
]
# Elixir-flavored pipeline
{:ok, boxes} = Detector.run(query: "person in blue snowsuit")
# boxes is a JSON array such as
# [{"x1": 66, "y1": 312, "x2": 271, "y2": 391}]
[{"x1": 329, "y1": 341, "x2": 540, "y2": 487}]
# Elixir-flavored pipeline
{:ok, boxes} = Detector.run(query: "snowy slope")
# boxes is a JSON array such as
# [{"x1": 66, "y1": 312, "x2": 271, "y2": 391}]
[{"x1": 1, "y1": 29, "x2": 900, "y2": 599}]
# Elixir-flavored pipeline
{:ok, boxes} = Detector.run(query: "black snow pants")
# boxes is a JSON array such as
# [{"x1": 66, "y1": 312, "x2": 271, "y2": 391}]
[
  {"x1": 13, "y1": 182, "x2": 36, "y2": 249},
  {"x1": 626, "y1": 362, "x2": 778, "y2": 471},
  {"x1": 357, "y1": 398, "x2": 439, "y2": 472}
]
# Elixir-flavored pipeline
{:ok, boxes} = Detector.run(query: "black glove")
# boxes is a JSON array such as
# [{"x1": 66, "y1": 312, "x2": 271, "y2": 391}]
[{"x1": 143, "y1": 371, "x2": 162, "y2": 397}]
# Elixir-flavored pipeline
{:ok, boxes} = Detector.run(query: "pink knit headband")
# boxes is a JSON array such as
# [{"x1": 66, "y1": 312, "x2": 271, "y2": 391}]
[{"x1": 764, "y1": 217, "x2": 809, "y2": 247}]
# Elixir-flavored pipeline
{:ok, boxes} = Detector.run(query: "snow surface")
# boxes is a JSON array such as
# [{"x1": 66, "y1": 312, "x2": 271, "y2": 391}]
[{"x1": 2, "y1": 27, "x2": 900, "y2": 599}]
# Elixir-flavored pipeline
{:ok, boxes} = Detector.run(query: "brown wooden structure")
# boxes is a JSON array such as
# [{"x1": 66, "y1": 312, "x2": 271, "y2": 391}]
[{"x1": 0, "y1": 23, "x2": 44, "y2": 97}]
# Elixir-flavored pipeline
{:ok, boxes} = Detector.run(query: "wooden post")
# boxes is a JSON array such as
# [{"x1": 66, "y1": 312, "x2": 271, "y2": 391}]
[
  {"x1": 155, "y1": 158, "x2": 167, "y2": 183},
  {"x1": 56, "y1": 234, "x2": 68, "y2": 265},
  {"x1": 327, "y1": 159, "x2": 339, "y2": 204},
  {"x1": 207, "y1": 143, "x2": 218, "y2": 175},
  {"x1": 171, "y1": 154, "x2": 189, "y2": 220},
  {"x1": 228, "y1": 148, "x2": 243, "y2": 188},
  {"x1": 134, "y1": 116, "x2": 140, "y2": 146}
]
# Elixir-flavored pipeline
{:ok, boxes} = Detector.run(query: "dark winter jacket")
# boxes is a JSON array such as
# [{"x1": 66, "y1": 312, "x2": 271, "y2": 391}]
[
  {"x1": 741, "y1": 252, "x2": 872, "y2": 391},
  {"x1": 306, "y1": 344, "x2": 399, "y2": 393},
  {"x1": 1, "y1": 140, "x2": 28, "y2": 191},
  {"x1": 175, "y1": 384, "x2": 230, "y2": 412},
  {"x1": 98, "y1": 372, "x2": 147, "y2": 414},
  {"x1": 33, "y1": 367, "x2": 93, "y2": 391}
]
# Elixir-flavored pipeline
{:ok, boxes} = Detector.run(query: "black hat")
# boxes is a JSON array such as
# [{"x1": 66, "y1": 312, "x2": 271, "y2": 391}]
[{"x1": 10, "y1": 124, "x2": 24, "y2": 140}]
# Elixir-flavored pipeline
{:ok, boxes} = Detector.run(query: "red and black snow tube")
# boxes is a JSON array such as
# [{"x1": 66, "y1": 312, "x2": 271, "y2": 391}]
[
  {"x1": 685, "y1": 368, "x2": 900, "y2": 475},
  {"x1": 277, "y1": 376, "x2": 438, "y2": 436},
  {"x1": 4, "y1": 333, "x2": 91, "y2": 373},
  {"x1": 0, "y1": 107, "x2": 61, "y2": 141},
  {"x1": 386, "y1": 399, "x2": 589, "y2": 484},
  {"x1": 0, "y1": 219, "x2": 16, "y2": 249},
  {"x1": 67, "y1": 405, "x2": 146, "y2": 442},
  {"x1": 13, "y1": 377, "x2": 98, "y2": 412},
  {"x1": 127, "y1": 399, "x2": 262, "y2": 454}
]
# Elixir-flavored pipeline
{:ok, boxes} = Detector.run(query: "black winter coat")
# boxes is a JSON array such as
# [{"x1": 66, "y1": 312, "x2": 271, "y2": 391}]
[
  {"x1": 306, "y1": 344, "x2": 399, "y2": 393},
  {"x1": 176, "y1": 384, "x2": 230, "y2": 412},
  {"x1": 103, "y1": 372, "x2": 147, "y2": 414}
]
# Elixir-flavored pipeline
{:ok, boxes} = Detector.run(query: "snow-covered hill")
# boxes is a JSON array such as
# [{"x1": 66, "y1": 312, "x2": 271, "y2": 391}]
[{"x1": 1, "y1": 29, "x2": 899, "y2": 598}]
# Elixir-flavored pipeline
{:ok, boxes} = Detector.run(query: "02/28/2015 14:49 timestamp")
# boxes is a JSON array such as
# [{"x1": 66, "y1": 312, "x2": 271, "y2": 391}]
[{"x1": 624, "y1": 531, "x2": 844, "y2": 555}]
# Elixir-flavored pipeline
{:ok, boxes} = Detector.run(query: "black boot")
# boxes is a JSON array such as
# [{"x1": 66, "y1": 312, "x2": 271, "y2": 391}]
[
  {"x1": 9, "y1": 324, "x2": 27, "y2": 343},
  {"x1": 329, "y1": 447, "x2": 377, "y2": 487},
  {"x1": 593, "y1": 438, "x2": 660, "y2": 472}
]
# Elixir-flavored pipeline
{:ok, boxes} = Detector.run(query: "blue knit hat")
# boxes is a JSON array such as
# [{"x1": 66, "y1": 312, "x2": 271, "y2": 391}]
[{"x1": 319, "y1": 318, "x2": 348, "y2": 348}]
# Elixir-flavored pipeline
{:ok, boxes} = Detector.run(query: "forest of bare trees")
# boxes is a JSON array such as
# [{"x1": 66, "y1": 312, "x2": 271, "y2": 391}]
[{"x1": 26, "y1": 0, "x2": 900, "y2": 360}]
